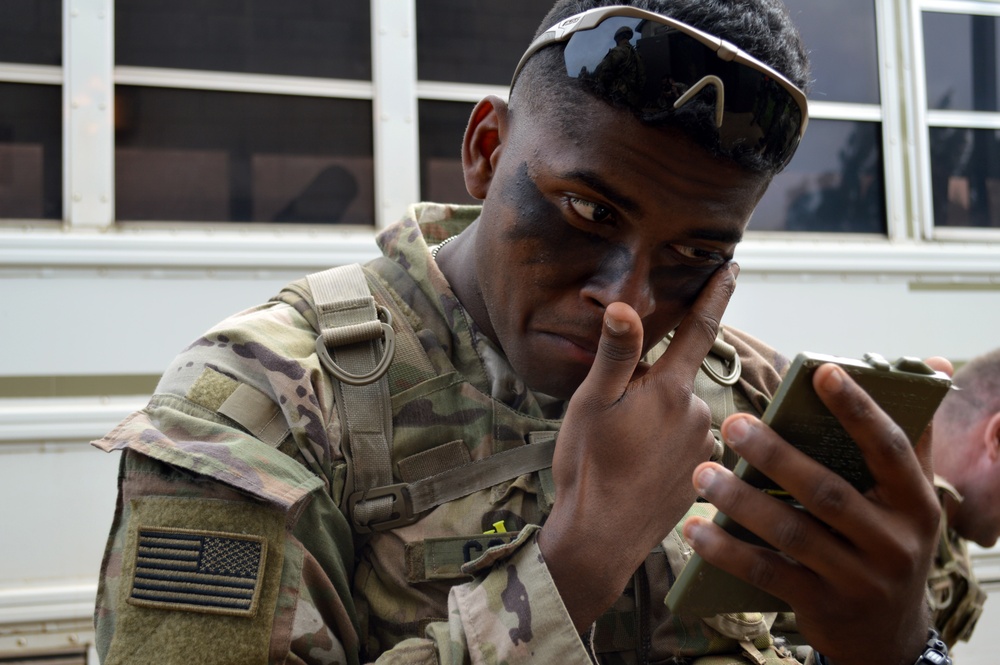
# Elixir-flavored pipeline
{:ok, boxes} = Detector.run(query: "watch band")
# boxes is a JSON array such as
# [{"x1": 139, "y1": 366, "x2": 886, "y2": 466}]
[{"x1": 811, "y1": 629, "x2": 951, "y2": 665}]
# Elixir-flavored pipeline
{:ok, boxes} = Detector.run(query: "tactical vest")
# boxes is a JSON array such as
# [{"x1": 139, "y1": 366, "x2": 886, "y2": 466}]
[{"x1": 262, "y1": 258, "x2": 800, "y2": 664}]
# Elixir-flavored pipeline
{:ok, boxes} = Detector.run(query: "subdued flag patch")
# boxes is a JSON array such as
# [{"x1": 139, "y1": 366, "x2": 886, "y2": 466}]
[{"x1": 127, "y1": 526, "x2": 267, "y2": 617}]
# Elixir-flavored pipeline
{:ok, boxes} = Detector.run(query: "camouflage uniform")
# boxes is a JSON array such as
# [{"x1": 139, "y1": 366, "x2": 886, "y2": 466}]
[
  {"x1": 928, "y1": 476, "x2": 987, "y2": 649},
  {"x1": 94, "y1": 202, "x2": 804, "y2": 664}
]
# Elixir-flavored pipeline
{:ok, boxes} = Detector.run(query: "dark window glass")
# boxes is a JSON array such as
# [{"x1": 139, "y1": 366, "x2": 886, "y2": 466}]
[
  {"x1": 115, "y1": 0, "x2": 371, "y2": 80},
  {"x1": 783, "y1": 0, "x2": 879, "y2": 104},
  {"x1": 418, "y1": 100, "x2": 477, "y2": 205},
  {"x1": 753, "y1": 119, "x2": 885, "y2": 233},
  {"x1": 115, "y1": 87, "x2": 373, "y2": 224},
  {"x1": 929, "y1": 127, "x2": 1000, "y2": 228},
  {"x1": 0, "y1": 0, "x2": 61, "y2": 65},
  {"x1": 924, "y1": 13, "x2": 1000, "y2": 112},
  {"x1": 417, "y1": 1, "x2": 551, "y2": 85},
  {"x1": 0, "y1": 83, "x2": 62, "y2": 220}
]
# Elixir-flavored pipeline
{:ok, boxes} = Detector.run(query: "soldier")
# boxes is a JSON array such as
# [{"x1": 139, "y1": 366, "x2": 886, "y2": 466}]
[
  {"x1": 588, "y1": 25, "x2": 645, "y2": 107},
  {"x1": 92, "y1": 1, "x2": 952, "y2": 664},
  {"x1": 928, "y1": 348, "x2": 1000, "y2": 647}
]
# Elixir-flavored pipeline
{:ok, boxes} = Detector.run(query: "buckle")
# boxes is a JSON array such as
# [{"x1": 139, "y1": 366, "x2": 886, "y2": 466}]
[
  {"x1": 315, "y1": 305, "x2": 396, "y2": 386},
  {"x1": 349, "y1": 484, "x2": 418, "y2": 534}
]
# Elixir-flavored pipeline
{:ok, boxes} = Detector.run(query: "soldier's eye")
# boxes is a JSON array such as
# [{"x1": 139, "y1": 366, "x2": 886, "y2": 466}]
[
  {"x1": 670, "y1": 244, "x2": 727, "y2": 267},
  {"x1": 568, "y1": 197, "x2": 613, "y2": 224}
]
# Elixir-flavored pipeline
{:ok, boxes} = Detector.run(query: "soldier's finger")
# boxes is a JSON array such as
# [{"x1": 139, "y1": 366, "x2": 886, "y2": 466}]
[
  {"x1": 654, "y1": 262, "x2": 738, "y2": 387},
  {"x1": 682, "y1": 511, "x2": 819, "y2": 610},
  {"x1": 689, "y1": 456, "x2": 853, "y2": 582},
  {"x1": 579, "y1": 301, "x2": 646, "y2": 402},
  {"x1": 811, "y1": 364, "x2": 924, "y2": 504}
]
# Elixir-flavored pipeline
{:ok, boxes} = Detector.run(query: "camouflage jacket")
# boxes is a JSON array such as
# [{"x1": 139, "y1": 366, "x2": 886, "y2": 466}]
[
  {"x1": 928, "y1": 476, "x2": 987, "y2": 648},
  {"x1": 93, "y1": 203, "x2": 804, "y2": 665}
]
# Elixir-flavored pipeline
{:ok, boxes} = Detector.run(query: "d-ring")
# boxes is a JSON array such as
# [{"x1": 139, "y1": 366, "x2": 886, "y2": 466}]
[
  {"x1": 701, "y1": 353, "x2": 741, "y2": 386},
  {"x1": 315, "y1": 307, "x2": 396, "y2": 386}
]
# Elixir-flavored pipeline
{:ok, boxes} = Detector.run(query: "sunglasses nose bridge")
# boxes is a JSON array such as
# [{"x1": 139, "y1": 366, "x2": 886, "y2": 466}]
[{"x1": 673, "y1": 75, "x2": 725, "y2": 128}]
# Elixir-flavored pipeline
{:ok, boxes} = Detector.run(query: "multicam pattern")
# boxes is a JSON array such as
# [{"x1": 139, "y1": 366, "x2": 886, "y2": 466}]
[
  {"x1": 928, "y1": 477, "x2": 988, "y2": 648},
  {"x1": 94, "y1": 203, "x2": 796, "y2": 664}
]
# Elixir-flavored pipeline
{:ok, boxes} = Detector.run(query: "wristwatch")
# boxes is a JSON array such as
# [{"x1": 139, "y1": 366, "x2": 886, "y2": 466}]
[
  {"x1": 913, "y1": 630, "x2": 951, "y2": 665},
  {"x1": 812, "y1": 629, "x2": 951, "y2": 665}
]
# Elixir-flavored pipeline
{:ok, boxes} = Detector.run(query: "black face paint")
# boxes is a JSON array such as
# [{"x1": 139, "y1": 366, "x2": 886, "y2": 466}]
[
  {"x1": 499, "y1": 160, "x2": 613, "y2": 268},
  {"x1": 500, "y1": 161, "x2": 566, "y2": 242},
  {"x1": 652, "y1": 264, "x2": 718, "y2": 306},
  {"x1": 497, "y1": 160, "x2": 723, "y2": 309}
]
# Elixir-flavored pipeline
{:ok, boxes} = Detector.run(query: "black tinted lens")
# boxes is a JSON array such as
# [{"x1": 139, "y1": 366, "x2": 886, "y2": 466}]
[{"x1": 563, "y1": 16, "x2": 802, "y2": 164}]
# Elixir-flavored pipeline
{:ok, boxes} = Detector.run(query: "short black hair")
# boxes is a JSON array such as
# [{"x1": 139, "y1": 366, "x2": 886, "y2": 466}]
[
  {"x1": 937, "y1": 348, "x2": 1000, "y2": 428},
  {"x1": 510, "y1": 0, "x2": 810, "y2": 175}
]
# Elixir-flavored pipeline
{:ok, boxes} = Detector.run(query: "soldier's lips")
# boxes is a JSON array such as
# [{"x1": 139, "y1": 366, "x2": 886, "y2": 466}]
[{"x1": 537, "y1": 331, "x2": 599, "y2": 366}]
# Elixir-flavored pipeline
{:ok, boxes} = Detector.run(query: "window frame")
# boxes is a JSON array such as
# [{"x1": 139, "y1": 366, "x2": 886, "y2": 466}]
[
  {"x1": 910, "y1": 0, "x2": 1000, "y2": 241},
  {"x1": 0, "y1": 0, "x2": 995, "y2": 276}
]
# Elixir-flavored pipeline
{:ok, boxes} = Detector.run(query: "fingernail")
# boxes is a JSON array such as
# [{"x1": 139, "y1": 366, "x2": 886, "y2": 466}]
[
  {"x1": 730, "y1": 261, "x2": 741, "y2": 279},
  {"x1": 605, "y1": 315, "x2": 630, "y2": 335},
  {"x1": 723, "y1": 416, "x2": 751, "y2": 449},
  {"x1": 684, "y1": 518, "x2": 704, "y2": 547},
  {"x1": 693, "y1": 465, "x2": 717, "y2": 496},
  {"x1": 822, "y1": 365, "x2": 845, "y2": 393}
]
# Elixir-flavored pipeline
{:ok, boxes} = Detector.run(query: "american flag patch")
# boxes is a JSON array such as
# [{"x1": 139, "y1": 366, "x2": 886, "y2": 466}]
[{"x1": 128, "y1": 527, "x2": 267, "y2": 617}]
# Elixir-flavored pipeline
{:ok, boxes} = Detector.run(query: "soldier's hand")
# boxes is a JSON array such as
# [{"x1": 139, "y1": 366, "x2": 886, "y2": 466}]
[
  {"x1": 539, "y1": 262, "x2": 738, "y2": 632},
  {"x1": 683, "y1": 358, "x2": 952, "y2": 665}
]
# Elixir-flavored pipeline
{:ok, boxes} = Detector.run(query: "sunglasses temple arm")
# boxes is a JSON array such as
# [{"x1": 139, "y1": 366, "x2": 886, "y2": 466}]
[
  {"x1": 511, "y1": 32, "x2": 560, "y2": 87},
  {"x1": 673, "y1": 75, "x2": 725, "y2": 128}
]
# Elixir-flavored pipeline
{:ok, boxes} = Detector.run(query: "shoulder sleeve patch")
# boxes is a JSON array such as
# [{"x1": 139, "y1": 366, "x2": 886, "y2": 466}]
[
  {"x1": 104, "y1": 496, "x2": 286, "y2": 665},
  {"x1": 128, "y1": 526, "x2": 267, "y2": 617}
]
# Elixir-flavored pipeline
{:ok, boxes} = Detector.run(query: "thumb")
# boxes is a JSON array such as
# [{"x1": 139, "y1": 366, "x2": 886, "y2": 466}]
[{"x1": 579, "y1": 302, "x2": 645, "y2": 402}]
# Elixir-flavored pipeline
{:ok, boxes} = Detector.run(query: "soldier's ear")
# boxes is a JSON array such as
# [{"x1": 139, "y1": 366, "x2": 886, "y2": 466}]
[
  {"x1": 984, "y1": 412, "x2": 1000, "y2": 461},
  {"x1": 463, "y1": 96, "x2": 508, "y2": 200}
]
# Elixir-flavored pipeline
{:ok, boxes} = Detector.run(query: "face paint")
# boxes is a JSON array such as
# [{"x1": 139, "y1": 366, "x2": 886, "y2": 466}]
[{"x1": 465, "y1": 96, "x2": 767, "y2": 399}]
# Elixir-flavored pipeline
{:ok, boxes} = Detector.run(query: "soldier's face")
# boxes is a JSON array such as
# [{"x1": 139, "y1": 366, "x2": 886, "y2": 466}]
[
  {"x1": 471, "y1": 96, "x2": 769, "y2": 400},
  {"x1": 945, "y1": 425, "x2": 1000, "y2": 547}
]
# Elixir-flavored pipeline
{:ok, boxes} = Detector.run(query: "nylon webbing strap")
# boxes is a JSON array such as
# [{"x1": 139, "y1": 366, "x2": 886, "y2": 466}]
[
  {"x1": 307, "y1": 264, "x2": 395, "y2": 531},
  {"x1": 695, "y1": 355, "x2": 740, "y2": 470},
  {"x1": 660, "y1": 328, "x2": 743, "y2": 469},
  {"x1": 406, "y1": 436, "x2": 557, "y2": 515},
  {"x1": 660, "y1": 328, "x2": 742, "y2": 470}
]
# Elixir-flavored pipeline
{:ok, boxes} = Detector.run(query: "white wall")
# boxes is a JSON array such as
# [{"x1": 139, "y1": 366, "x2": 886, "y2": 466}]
[{"x1": 726, "y1": 272, "x2": 1000, "y2": 363}]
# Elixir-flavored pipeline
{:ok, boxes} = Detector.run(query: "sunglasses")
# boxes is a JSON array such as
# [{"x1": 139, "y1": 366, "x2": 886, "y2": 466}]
[{"x1": 511, "y1": 6, "x2": 809, "y2": 169}]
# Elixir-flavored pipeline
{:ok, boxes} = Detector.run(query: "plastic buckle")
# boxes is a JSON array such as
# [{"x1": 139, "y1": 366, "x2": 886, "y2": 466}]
[
  {"x1": 349, "y1": 484, "x2": 418, "y2": 534},
  {"x1": 315, "y1": 305, "x2": 396, "y2": 386}
]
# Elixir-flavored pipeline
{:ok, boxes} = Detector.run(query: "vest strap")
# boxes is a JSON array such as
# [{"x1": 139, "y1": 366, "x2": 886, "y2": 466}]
[
  {"x1": 406, "y1": 434, "x2": 557, "y2": 515},
  {"x1": 307, "y1": 264, "x2": 397, "y2": 532}
]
